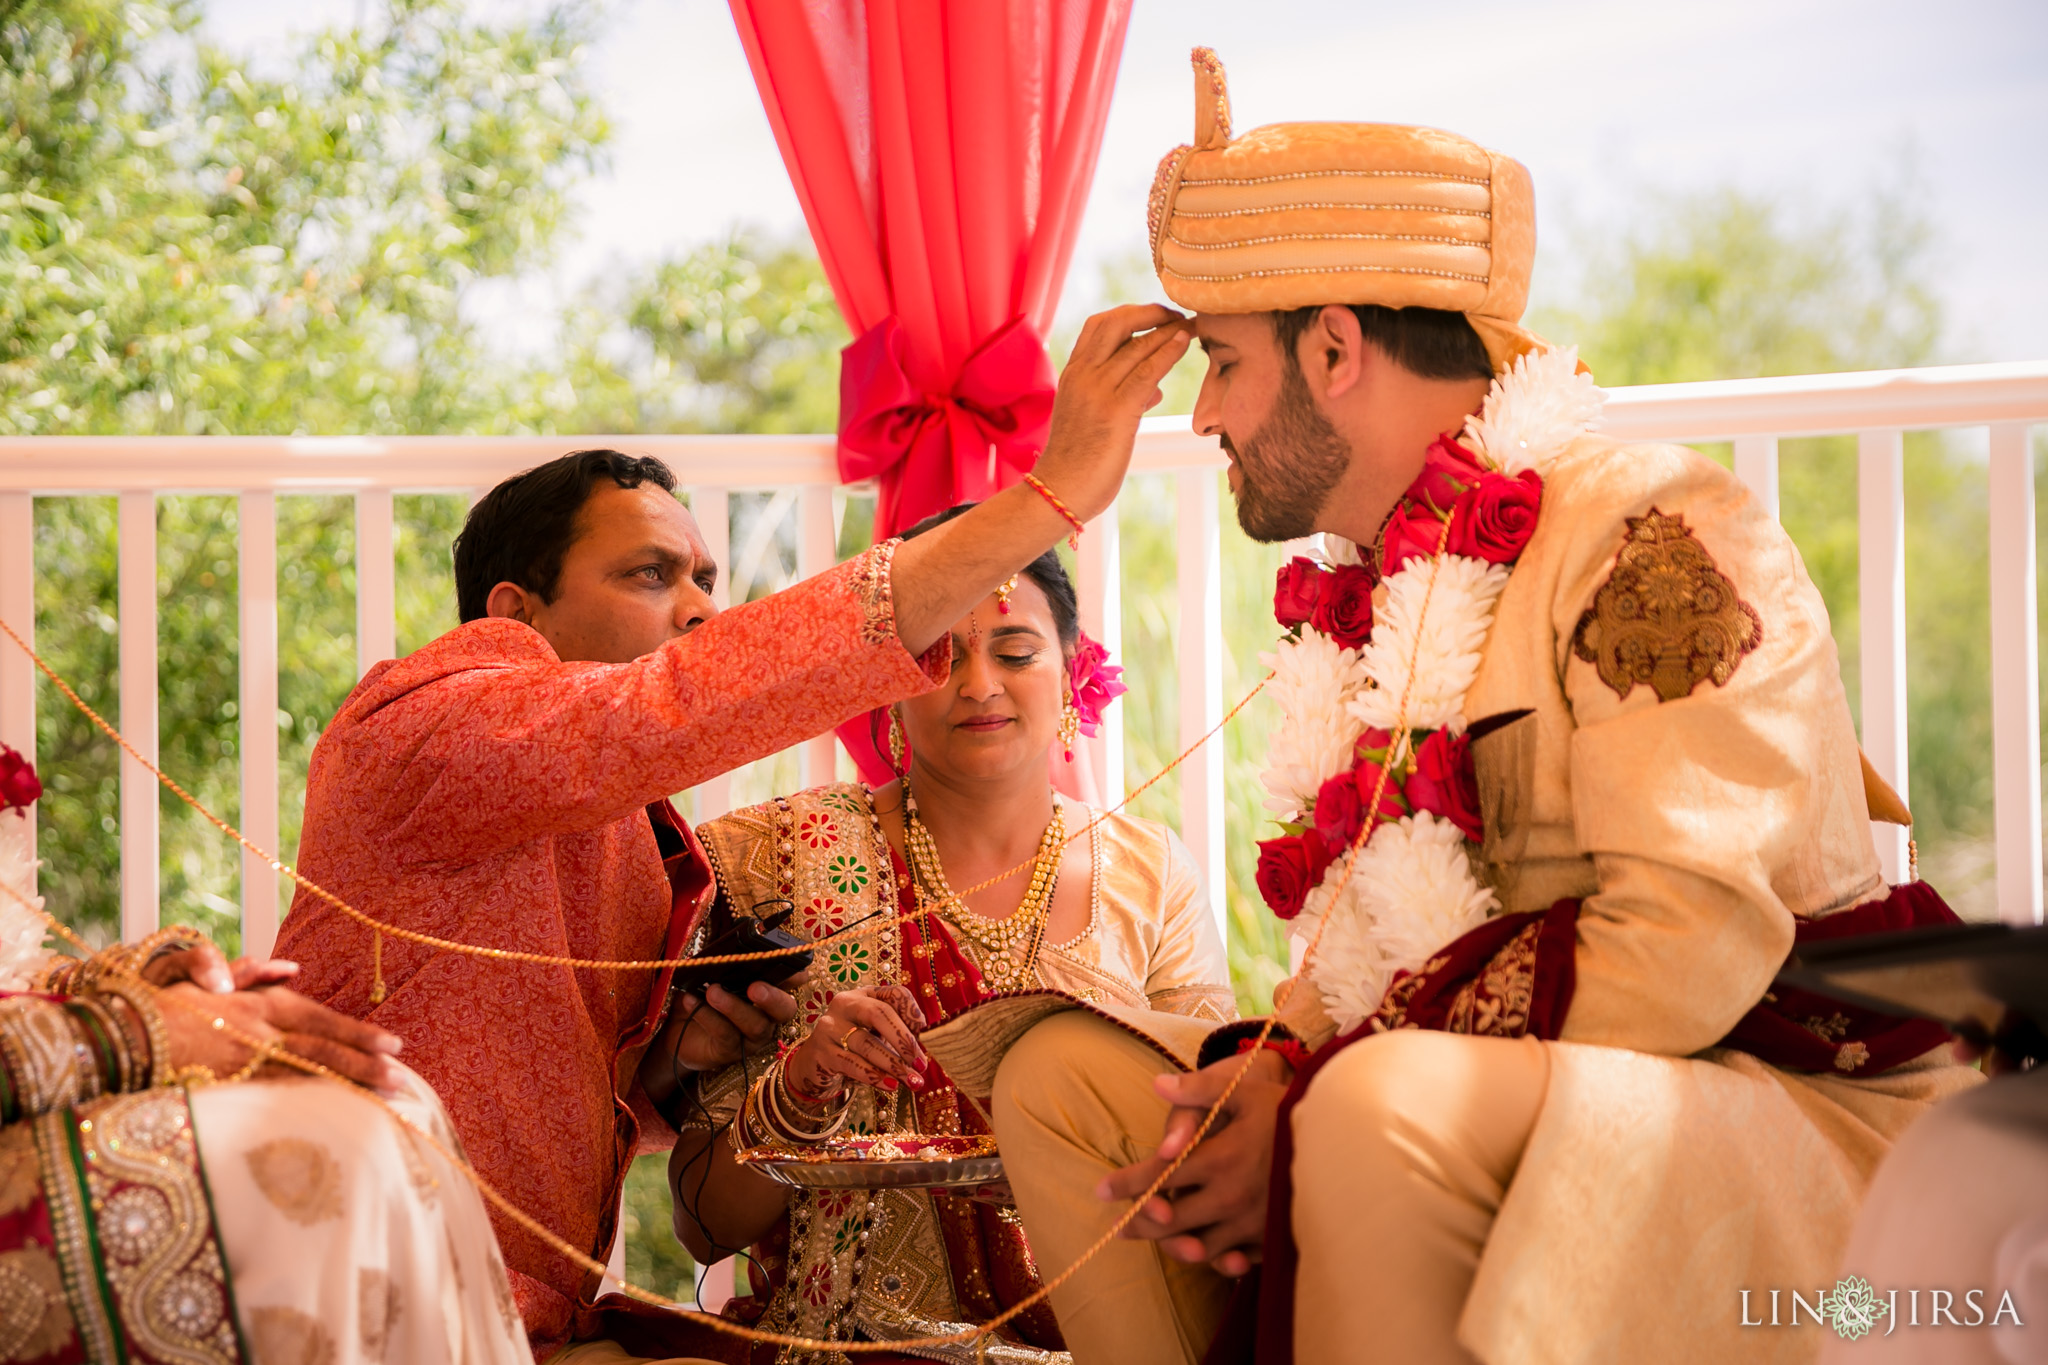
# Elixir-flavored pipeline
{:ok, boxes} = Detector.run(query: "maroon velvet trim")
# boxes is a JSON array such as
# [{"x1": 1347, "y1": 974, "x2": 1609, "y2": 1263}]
[{"x1": 1716, "y1": 880, "x2": 1960, "y2": 1076}]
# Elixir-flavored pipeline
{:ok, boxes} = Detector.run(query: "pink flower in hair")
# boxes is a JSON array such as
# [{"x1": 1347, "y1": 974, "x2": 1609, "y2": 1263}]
[{"x1": 1067, "y1": 633, "x2": 1127, "y2": 738}]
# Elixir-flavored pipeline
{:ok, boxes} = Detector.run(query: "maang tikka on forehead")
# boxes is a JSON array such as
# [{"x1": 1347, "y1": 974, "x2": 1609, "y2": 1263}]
[{"x1": 995, "y1": 575, "x2": 1019, "y2": 615}]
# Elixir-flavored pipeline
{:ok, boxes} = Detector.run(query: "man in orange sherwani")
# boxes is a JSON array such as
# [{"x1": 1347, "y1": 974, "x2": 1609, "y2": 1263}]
[{"x1": 274, "y1": 306, "x2": 1192, "y2": 1356}]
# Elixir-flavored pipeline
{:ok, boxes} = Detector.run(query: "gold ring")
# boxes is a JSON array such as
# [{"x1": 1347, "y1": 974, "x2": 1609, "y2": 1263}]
[{"x1": 837, "y1": 1026, "x2": 864, "y2": 1053}]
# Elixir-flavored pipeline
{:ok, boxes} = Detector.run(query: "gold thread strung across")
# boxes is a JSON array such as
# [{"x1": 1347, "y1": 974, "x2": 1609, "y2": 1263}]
[
  {"x1": 1172, "y1": 202, "x2": 1493, "y2": 220},
  {"x1": 0, "y1": 591, "x2": 1353, "y2": 1355},
  {"x1": 0, "y1": 612, "x2": 1264, "y2": 976},
  {"x1": 1177, "y1": 168, "x2": 1492, "y2": 188},
  {"x1": 1162, "y1": 262, "x2": 1490, "y2": 286},
  {"x1": 1167, "y1": 230, "x2": 1491, "y2": 252}
]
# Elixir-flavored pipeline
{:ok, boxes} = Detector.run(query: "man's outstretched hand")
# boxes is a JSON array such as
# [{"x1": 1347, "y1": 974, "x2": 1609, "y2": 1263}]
[
  {"x1": 1098, "y1": 1047, "x2": 1293, "y2": 1279},
  {"x1": 1033, "y1": 304, "x2": 1195, "y2": 525},
  {"x1": 887, "y1": 305, "x2": 1191, "y2": 656}
]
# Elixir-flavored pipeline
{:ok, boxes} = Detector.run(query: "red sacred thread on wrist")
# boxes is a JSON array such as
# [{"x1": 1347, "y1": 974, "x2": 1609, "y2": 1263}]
[
  {"x1": 778, "y1": 1044, "x2": 833, "y2": 1105},
  {"x1": 1023, "y1": 473, "x2": 1085, "y2": 549},
  {"x1": 1236, "y1": 1036, "x2": 1313, "y2": 1073}
]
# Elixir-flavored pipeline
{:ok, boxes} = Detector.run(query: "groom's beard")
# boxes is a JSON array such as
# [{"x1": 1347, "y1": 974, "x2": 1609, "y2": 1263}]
[{"x1": 1222, "y1": 361, "x2": 1352, "y2": 543}]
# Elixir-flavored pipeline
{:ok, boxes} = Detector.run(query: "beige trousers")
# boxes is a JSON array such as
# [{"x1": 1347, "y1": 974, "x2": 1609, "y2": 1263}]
[{"x1": 992, "y1": 1014, "x2": 1548, "y2": 1365}]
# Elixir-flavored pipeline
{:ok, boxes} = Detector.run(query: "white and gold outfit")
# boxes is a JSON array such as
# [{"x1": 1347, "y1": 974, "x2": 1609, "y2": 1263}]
[{"x1": 988, "y1": 50, "x2": 1982, "y2": 1365}]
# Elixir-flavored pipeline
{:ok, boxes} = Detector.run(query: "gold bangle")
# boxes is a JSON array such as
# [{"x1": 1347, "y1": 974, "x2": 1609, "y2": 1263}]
[{"x1": 90, "y1": 978, "x2": 173, "y2": 1088}]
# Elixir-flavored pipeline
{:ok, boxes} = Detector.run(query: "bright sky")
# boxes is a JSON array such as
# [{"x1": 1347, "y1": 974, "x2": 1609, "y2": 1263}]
[{"x1": 204, "y1": 0, "x2": 2048, "y2": 364}]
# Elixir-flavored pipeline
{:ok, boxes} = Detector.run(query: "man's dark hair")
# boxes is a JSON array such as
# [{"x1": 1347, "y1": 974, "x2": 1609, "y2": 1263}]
[
  {"x1": 900, "y1": 502, "x2": 1079, "y2": 648},
  {"x1": 1271, "y1": 304, "x2": 1493, "y2": 383},
  {"x1": 453, "y1": 449, "x2": 678, "y2": 623}
]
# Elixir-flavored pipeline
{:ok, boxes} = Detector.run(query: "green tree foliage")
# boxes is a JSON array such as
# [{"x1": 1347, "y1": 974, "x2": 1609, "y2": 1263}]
[{"x1": 2, "y1": 0, "x2": 608, "y2": 436}]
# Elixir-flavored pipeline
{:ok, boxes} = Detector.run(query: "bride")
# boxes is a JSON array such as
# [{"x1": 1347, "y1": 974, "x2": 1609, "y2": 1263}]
[{"x1": 664, "y1": 504, "x2": 1235, "y2": 1361}]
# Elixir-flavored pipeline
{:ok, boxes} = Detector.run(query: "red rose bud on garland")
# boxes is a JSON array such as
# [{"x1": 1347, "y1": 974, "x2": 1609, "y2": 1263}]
[
  {"x1": 1381, "y1": 501, "x2": 1447, "y2": 576},
  {"x1": 1308, "y1": 563, "x2": 1375, "y2": 648},
  {"x1": 1404, "y1": 729, "x2": 1483, "y2": 841},
  {"x1": 1410, "y1": 431, "x2": 1487, "y2": 511},
  {"x1": 1255, "y1": 829, "x2": 1333, "y2": 920},
  {"x1": 1273, "y1": 557, "x2": 1324, "y2": 630},
  {"x1": 1351, "y1": 754, "x2": 1410, "y2": 825},
  {"x1": 0, "y1": 744, "x2": 41, "y2": 816},
  {"x1": 1312, "y1": 770, "x2": 1365, "y2": 848},
  {"x1": 1447, "y1": 470, "x2": 1543, "y2": 565}
]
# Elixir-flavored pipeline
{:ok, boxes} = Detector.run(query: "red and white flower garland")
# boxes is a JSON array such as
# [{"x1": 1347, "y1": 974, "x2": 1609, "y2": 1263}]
[
  {"x1": 0, "y1": 744, "x2": 50, "y2": 990},
  {"x1": 1255, "y1": 347, "x2": 1605, "y2": 1032}
]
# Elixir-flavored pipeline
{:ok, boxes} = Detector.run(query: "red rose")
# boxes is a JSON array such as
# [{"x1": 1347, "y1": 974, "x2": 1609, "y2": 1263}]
[
  {"x1": 1381, "y1": 502, "x2": 1446, "y2": 575},
  {"x1": 1403, "y1": 729, "x2": 1482, "y2": 841},
  {"x1": 1447, "y1": 470, "x2": 1543, "y2": 565},
  {"x1": 1273, "y1": 557, "x2": 1324, "y2": 630},
  {"x1": 1312, "y1": 770, "x2": 1364, "y2": 849},
  {"x1": 1409, "y1": 431, "x2": 1487, "y2": 512},
  {"x1": 1351, "y1": 756, "x2": 1409, "y2": 826},
  {"x1": 1354, "y1": 727, "x2": 1394, "y2": 761},
  {"x1": 0, "y1": 745, "x2": 39, "y2": 816},
  {"x1": 1308, "y1": 563, "x2": 1375, "y2": 648},
  {"x1": 1255, "y1": 830, "x2": 1334, "y2": 921}
]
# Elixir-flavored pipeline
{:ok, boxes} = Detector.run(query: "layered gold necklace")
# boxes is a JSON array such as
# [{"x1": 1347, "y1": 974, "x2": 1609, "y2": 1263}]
[{"x1": 902, "y1": 780, "x2": 1063, "y2": 993}]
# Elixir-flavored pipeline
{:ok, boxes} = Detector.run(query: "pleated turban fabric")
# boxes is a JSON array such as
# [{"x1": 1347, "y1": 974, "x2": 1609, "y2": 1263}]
[{"x1": 1147, "y1": 48, "x2": 1544, "y2": 372}]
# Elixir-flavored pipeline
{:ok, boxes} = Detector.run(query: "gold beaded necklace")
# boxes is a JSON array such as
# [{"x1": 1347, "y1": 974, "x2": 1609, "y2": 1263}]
[{"x1": 902, "y1": 780, "x2": 1063, "y2": 993}]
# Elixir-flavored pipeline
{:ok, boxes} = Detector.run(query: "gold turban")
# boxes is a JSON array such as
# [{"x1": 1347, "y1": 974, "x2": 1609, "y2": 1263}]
[{"x1": 1147, "y1": 48, "x2": 1543, "y2": 372}]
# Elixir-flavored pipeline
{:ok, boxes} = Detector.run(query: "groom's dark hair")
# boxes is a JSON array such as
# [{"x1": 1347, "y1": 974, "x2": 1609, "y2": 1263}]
[
  {"x1": 454, "y1": 449, "x2": 678, "y2": 623},
  {"x1": 1270, "y1": 304, "x2": 1493, "y2": 383}
]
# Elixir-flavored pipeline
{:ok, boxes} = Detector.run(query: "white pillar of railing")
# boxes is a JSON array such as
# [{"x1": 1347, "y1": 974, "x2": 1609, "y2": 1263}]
[
  {"x1": 691, "y1": 486, "x2": 733, "y2": 822},
  {"x1": 1175, "y1": 470, "x2": 1227, "y2": 941},
  {"x1": 238, "y1": 492, "x2": 280, "y2": 956},
  {"x1": 797, "y1": 484, "x2": 839, "y2": 789},
  {"x1": 1733, "y1": 436, "x2": 1780, "y2": 522},
  {"x1": 1857, "y1": 431, "x2": 1909, "y2": 883},
  {"x1": 1988, "y1": 422, "x2": 2043, "y2": 925},
  {"x1": 356, "y1": 489, "x2": 397, "y2": 677},
  {"x1": 0, "y1": 493, "x2": 34, "y2": 881},
  {"x1": 118, "y1": 491, "x2": 160, "y2": 941},
  {"x1": 1077, "y1": 498, "x2": 1125, "y2": 800}
]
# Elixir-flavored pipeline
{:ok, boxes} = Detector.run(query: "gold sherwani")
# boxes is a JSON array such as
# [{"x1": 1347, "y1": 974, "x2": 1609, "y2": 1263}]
[{"x1": 1269, "y1": 435, "x2": 1982, "y2": 1363}]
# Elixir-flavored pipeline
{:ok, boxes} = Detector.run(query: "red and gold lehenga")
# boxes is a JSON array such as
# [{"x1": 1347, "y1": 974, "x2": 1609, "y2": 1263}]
[{"x1": 677, "y1": 783, "x2": 1234, "y2": 1364}]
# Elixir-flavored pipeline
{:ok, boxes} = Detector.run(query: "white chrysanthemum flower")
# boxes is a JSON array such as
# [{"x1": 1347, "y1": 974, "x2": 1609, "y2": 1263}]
[
  {"x1": 1298, "y1": 812, "x2": 1499, "y2": 1033},
  {"x1": 1464, "y1": 345, "x2": 1604, "y2": 476},
  {"x1": 0, "y1": 816, "x2": 52, "y2": 991},
  {"x1": 1260, "y1": 629, "x2": 1369, "y2": 816},
  {"x1": 1315, "y1": 533, "x2": 1363, "y2": 567},
  {"x1": 1349, "y1": 555, "x2": 1509, "y2": 734}
]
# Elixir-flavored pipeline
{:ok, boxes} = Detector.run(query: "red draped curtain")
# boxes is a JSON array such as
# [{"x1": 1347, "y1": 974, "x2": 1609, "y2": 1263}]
[{"x1": 728, "y1": 0, "x2": 1133, "y2": 540}]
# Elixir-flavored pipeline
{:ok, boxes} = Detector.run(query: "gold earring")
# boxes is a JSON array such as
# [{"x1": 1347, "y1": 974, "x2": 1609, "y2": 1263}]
[
  {"x1": 887, "y1": 709, "x2": 909, "y2": 773},
  {"x1": 1058, "y1": 698, "x2": 1081, "y2": 762},
  {"x1": 995, "y1": 575, "x2": 1018, "y2": 615}
]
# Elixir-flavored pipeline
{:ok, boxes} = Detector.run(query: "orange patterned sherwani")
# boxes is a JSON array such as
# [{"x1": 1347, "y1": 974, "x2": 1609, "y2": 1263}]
[{"x1": 274, "y1": 543, "x2": 944, "y2": 1348}]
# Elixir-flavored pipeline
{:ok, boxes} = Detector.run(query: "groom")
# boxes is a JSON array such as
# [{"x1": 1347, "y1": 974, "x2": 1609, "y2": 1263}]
[{"x1": 988, "y1": 50, "x2": 1978, "y2": 1365}]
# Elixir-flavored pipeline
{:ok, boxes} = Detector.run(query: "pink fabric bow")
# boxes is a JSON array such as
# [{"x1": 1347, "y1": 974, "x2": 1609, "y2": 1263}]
[{"x1": 839, "y1": 315, "x2": 1057, "y2": 538}]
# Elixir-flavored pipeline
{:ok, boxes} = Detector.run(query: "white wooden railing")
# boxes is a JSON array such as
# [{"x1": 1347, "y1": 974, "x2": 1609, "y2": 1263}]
[{"x1": 2, "y1": 360, "x2": 2046, "y2": 958}]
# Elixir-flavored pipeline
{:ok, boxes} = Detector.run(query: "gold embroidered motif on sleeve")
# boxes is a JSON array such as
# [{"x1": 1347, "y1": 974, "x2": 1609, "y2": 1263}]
[
  {"x1": 0, "y1": 998, "x2": 83, "y2": 1118},
  {"x1": 1443, "y1": 924, "x2": 1542, "y2": 1037},
  {"x1": 1570, "y1": 508, "x2": 1763, "y2": 703},
  {"x1": 247, "y1": 1305, "x2": 337, "y2": 1365},
  {"x1": 851, "y1": 539, "x2": 903, "y2": 648},
  {"x1": 244, "y1": 1138, "x2": 345, "y2": 1226}
]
